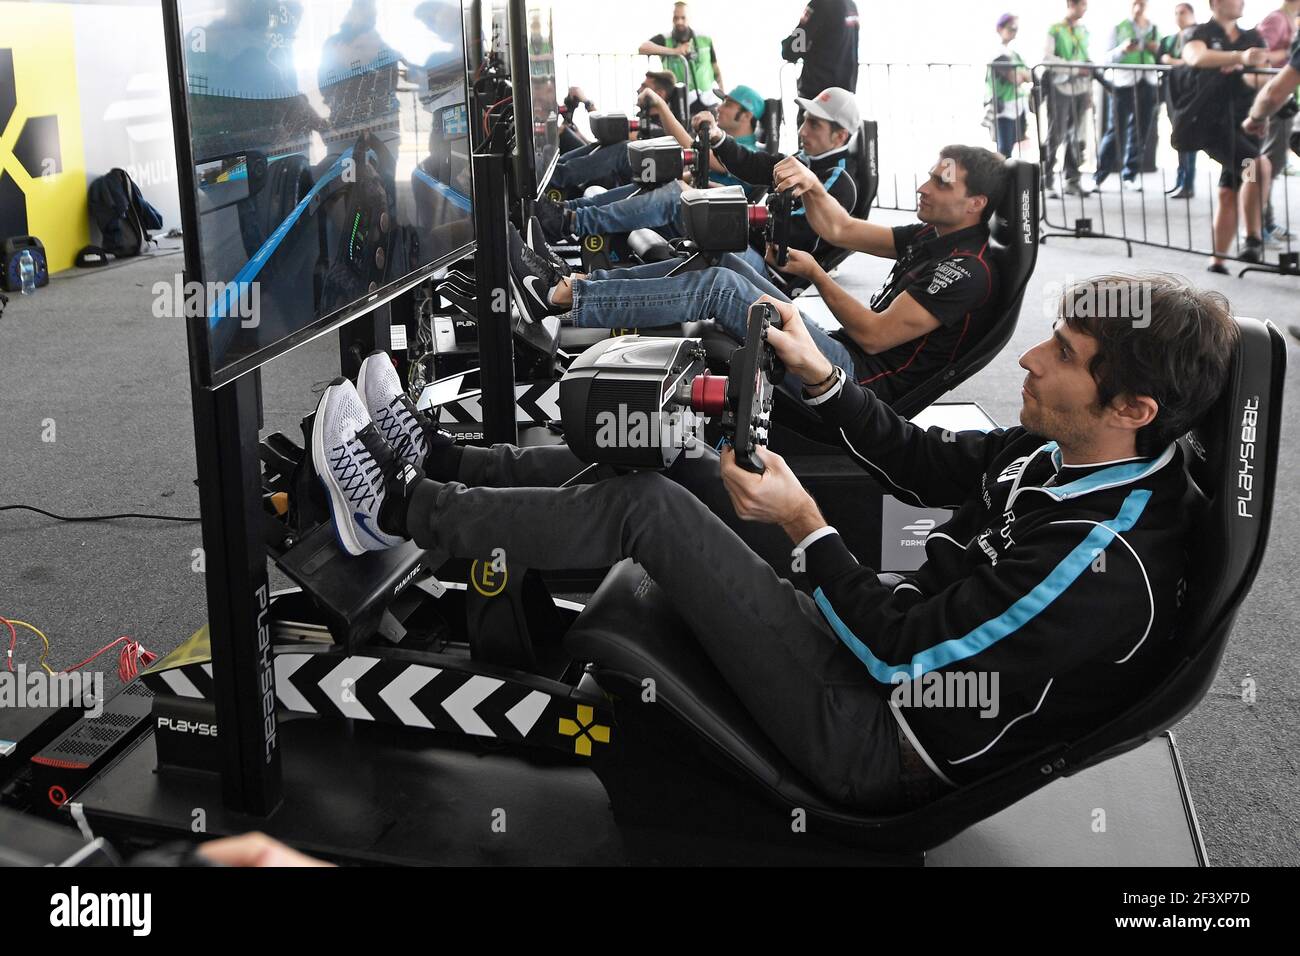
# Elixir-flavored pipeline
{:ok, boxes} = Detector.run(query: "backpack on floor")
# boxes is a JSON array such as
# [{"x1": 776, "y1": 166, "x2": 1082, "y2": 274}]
[{"x1": 87, "y1": 168, "x2": 164, "y2": 258}]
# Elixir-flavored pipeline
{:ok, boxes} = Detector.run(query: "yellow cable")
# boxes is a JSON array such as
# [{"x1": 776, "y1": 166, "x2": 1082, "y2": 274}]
[{"x1": 4, "y1": 619, "x2": 54, "y2": 674}]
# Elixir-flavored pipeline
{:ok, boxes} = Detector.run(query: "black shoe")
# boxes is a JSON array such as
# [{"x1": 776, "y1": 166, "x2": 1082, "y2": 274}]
[
  {"x1": 534, "y1": 198, "x2": 570, "y2": 244},
  {"x1": 507, "y1": 224, "x2": 561, "y2": 323},
  {"x1": 1207, "y1": 262, "x2": 1230, "y2": 275},
  {"x1": 1168, "y1": 187, "x2": 1195, "y2": 200},
  {"x1": 527, "y1": 214, "x2": 571, "y2": 277},
  {"x1": 1239, "y1": 237, "x2": 1263, "y2": 264}
]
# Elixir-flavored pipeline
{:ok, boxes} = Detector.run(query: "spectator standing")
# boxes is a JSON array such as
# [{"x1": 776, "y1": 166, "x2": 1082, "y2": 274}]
[
  {"x1": 782, "y1": 0, "x2": 861, "y2": 124},
  {"x1": 1095, "y1": 0, "x2": 1162, "y2": 191},
  {"x1": 1180, "y1": 0, "x2": 1271, "y2": 271},
  {"x1": 639, "y1": 2, "x2": 723, "y2": 113},
  {"x1": 1043, "y1": 0, "x2": 1095, "y2": 198},
  {"x1": 1160, "y1": 2, "x2": 1200, "y2": 198},
  {"x1": 1255, "y1": 0, "x2": 1300, "y2": 243},
  {"x1": 987, "y1": 13, "x2": 1033, "y2": 158}
]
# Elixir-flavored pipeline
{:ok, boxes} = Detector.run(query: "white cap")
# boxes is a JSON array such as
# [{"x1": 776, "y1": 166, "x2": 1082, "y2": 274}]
[{"x1": 793, "y1": 87, "x2": 861, "y2": 133}]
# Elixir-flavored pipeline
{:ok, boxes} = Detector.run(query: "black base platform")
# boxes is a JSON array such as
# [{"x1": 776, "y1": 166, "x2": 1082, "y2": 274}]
[{"x1": 72, "y1": 716, "x2": 1205, "y2": 866}]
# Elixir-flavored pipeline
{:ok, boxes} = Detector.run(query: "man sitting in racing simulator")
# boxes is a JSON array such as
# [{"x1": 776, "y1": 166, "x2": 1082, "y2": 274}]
[
  {"x1": 548, "y1": 71, "x2": 679, "y2": 193},
  {"x1": 510, "y1": 144, "x2": 1004, "y2": 405},
  {"x1": 313, "y1": 274, "x2": 1237, "y2": 809},
  {"x1": 533, "y1": 84, "x2": 770, "y2": 245}
]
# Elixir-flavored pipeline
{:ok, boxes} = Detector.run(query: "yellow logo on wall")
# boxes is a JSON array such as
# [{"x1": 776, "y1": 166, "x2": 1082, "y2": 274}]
[{"x1": 0, "y1": 2, "x2": 88, "y2": 273}]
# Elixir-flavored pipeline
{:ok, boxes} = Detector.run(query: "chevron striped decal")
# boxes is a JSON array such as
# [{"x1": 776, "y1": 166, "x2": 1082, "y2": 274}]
[
  {"x1": 141, "y1": 654, "x2": 611, "y2": 755},
  {"x1": 418, "y1": 378, "x2": 561, "y2": 427}
]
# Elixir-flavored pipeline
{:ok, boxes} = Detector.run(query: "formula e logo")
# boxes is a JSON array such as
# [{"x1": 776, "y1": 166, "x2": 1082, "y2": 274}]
[
  {"x1": 1236, "y1": 396, "x2": 1260, "y2": 518},
  {"x1": 583, "y1": 235, "x2": 605, "y2": 252},
  {"x1": 902, "y1": 518, "x2": 935, "y2": 538}
]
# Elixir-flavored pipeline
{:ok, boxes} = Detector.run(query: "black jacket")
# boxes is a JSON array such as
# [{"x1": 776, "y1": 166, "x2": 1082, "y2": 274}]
[
  {"x1": 781, "y1": 0, "x2": 861, "y2": 97},
  {"x1": 801, "y1": 375, "x2": 1191, "y2": 786},
  {"x1": 713, "y1": 134, "x2": 857, "y2": 254}
]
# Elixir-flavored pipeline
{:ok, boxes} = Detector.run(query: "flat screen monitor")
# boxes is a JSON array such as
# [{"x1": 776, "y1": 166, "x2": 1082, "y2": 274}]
[
  {"x1": 524, "y1": 2, "x2": 558, "y2": 193},
  {"x1": 167, "y1": 0, "x2": 476, "y2": 388}
]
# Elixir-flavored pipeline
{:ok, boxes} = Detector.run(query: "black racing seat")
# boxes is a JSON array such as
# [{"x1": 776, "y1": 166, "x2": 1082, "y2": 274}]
[
  {"x1": 563, "y1": 315, "x2": 1284, "y2": 852},
  {"x1": 760, "y1": 98, "x2": 783, "y2": 156},
  {"x1": 767, "y1": 157, "x2": 1041, "y2": 450}
]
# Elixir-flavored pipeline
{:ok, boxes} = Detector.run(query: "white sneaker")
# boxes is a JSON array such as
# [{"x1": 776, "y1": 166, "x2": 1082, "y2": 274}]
[
  {"x1": 312, "y1": 377, "x2": 410, "y2": 556},
  {"x1": 356, "y1": 350, "x2": 455, "y2": 473}
]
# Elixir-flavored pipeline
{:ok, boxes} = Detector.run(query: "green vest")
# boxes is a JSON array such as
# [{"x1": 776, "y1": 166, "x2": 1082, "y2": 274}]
[
  {"x1": 987, "y1": 50, "x2": 1026, "y2": 106},
  {"x1": 664, "y1": 32, "x2": 717, "y2": 93},
  {"x1": 1115, "y1": 19, "x2": 1158, "y2": 65},
  {"x1": 1049, "y1": 21, "x2": 1090, "y2": 62}
]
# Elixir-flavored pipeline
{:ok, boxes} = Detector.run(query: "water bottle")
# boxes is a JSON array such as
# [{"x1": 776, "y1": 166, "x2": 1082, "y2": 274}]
[{"x1": 18, "y1": 249, "x2": 35, "y2": 295}]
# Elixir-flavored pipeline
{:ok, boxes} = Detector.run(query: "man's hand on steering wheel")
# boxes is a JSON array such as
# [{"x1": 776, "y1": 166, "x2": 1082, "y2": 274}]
[
  {"x1": 766, "y1": 245, "x2": 821, "y2": 281},
  {"x1": 753, "y1": 295, "x2": 835, "y2": 390},
  {"x1": 719, "y1": 445, "x2": 825, "y2": 542},
  {"x1": 637, "y1": 88, "x2": 667, "y2": 114},
  {"x1": 691, "y1": 110, "x2": 723, "y2": 144},
  {"x1": 772, "y1": 156, "x2": 822, "y2": 198}
]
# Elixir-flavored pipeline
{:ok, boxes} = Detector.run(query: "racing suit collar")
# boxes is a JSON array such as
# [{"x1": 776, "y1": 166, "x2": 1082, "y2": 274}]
[
  {"x1": 798, "y1": 143, "x2": 850, "y2": 166},
  {"x1": 1008, "y1": 440, "x2": 1179, "y2": 506},
  {"x1": 913, "y1": 221, "x2": 990, "y2": 256}
]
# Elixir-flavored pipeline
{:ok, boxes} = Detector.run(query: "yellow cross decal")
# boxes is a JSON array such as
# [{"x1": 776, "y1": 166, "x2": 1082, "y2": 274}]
[{"x1": 557, "y1": 704, "x2": 610, "y2": 756}]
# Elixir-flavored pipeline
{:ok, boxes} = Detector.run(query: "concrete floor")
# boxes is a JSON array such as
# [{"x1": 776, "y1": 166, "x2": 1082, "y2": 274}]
[{"x1": 0, "y1": 217, "x2": 1296, "y2": 864}]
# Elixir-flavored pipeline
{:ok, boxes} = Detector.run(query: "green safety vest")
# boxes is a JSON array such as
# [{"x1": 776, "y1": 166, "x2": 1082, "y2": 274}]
[
  {"x1": 1049, "y1": 21, "x2": 1090, "y2": 62},
  {"x1": 664, "y1": 32, "x2": 717, "y2": 94},
  {"x1": 1115, "y1": 19, "x2": 1159, "y2": 65},
  {"x1": 987, "y1": 49, "x2": 1026, "y2": 106}
]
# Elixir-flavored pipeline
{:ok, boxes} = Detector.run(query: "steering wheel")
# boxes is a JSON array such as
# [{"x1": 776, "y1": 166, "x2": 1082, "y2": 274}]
[
  {"x1": 691, "y1": 130, "x2": 711, "y2": 189},
  {"x1": 723, "y1": 302, "x2": 782, "y2": 473},
  {"x1": 767, "y1": 189, "x2": 792, "y2": 268}
]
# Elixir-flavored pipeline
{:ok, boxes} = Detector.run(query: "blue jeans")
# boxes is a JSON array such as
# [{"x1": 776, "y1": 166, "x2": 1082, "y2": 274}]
[
  {"x1": 571, "y1": 252, "x2": 859, "y2": 387},
  {"x1": 568, "y1": 183, "x2": 639, "y2": 209},
  {"x1": 551, "y1": 143, "x2": 633, "y2": 189},
  {"x1": 1096, "y1": 82, "x2": 1157, "y2": 182},
  {"x1": 1175, "y1": 150, "x2": 1198, "y2": 191},
  {"x1": 995, "y1": 114, "x2": 1024, "y2": 159},
  {"x1": 572, "y1": 180, "x2": 685, "y2": 236}
]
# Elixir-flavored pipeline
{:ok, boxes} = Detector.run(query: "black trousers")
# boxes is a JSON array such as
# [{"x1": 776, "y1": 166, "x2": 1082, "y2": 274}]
[{"x1": 414, "y1": 442, "x2": 906, "y2": 810}]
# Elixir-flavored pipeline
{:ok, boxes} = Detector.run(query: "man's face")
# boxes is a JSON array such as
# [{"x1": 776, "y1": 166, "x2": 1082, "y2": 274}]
[
  {"x1": 1212, "y1": 0, "x2": 1244, "y2": 18},
  {"x1": 798, "y1": 114, "x2": 842, "y2": 155},
  {"x1": 1018, "y1": 320, "x2": 1112, "y2": 444},
  {"x1": 1132, "y1": 0, "x2": 1147, "y2": 19},
  {"x1": 1069, "y1": 0, "x2": 1088, "y2": 20},
  {"x1": 999, "y1": 18, "x2": 1019, "y2": 41},
  {"x1": 1176, "y1": 4, "x2": 1196, "y2": 28},
  {"x1": 718, "y1": 98, "x2": 749, "y2": 134},
  {"x1": 916, "y1": 157, "x2": 980, "y2": 227},
  {"x1": 673, "y1": 6, "x2": 689, "y2": 37}
]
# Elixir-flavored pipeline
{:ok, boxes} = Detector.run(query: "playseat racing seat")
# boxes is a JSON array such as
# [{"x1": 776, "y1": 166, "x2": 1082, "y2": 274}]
[{"x1": 562, "y1": 314, "x2": 1284, "y2": 854}]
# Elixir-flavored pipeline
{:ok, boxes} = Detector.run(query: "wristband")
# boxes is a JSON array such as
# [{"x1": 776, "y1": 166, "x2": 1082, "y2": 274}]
[{"x1": 807, "y1": 366, "x2": 838, "y2": 391}]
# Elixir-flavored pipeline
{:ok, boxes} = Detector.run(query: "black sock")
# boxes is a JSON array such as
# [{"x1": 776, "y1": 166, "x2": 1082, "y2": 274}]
[
  {"x1": 377, "y1": 461, "x2": 423, "y2": 538},
  {"x1": 421, "y1": 442, "x2": 464, "y2": 483}
]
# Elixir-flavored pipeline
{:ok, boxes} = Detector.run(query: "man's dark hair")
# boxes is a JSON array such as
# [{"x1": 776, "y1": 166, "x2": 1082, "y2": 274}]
[
  {"x1": 1061, "y1": 274, "x2": 1238, "y2": 456},
  {"x1": 1175, "y1": 2, "x2": 1193, "y2": 12},
  {"x1": 646, "y1": 70, "x2": 677, "y2": 99},
  {"x1": 939, "y1": 144, "x2": 1007, "y2": 222}
]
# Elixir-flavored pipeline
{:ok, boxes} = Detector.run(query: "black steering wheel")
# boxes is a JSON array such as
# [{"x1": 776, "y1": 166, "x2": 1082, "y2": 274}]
[
  {"x1": 692, "y1": 130, "x2": 711, "y2": 189},
  {"x1": 767, "y1": 189, "x2": 792, "y2": 268}
]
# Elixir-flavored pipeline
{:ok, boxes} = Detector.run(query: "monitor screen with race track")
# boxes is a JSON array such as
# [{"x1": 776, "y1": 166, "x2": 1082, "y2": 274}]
[{"x1": 170, "y1": 0, "x2": 476, "y2": 387}]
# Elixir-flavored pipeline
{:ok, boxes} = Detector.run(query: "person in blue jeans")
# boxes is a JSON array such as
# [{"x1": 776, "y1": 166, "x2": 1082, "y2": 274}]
[
  {"x1": 537, "y1": 85, "x2": 770, "y2": 246},
  {"x1": 548, "y1": 71, "x2": 678, "y2": 191},
  {"x1": 510, "y1": 144, "x2": 1007, "y2": 405}
]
